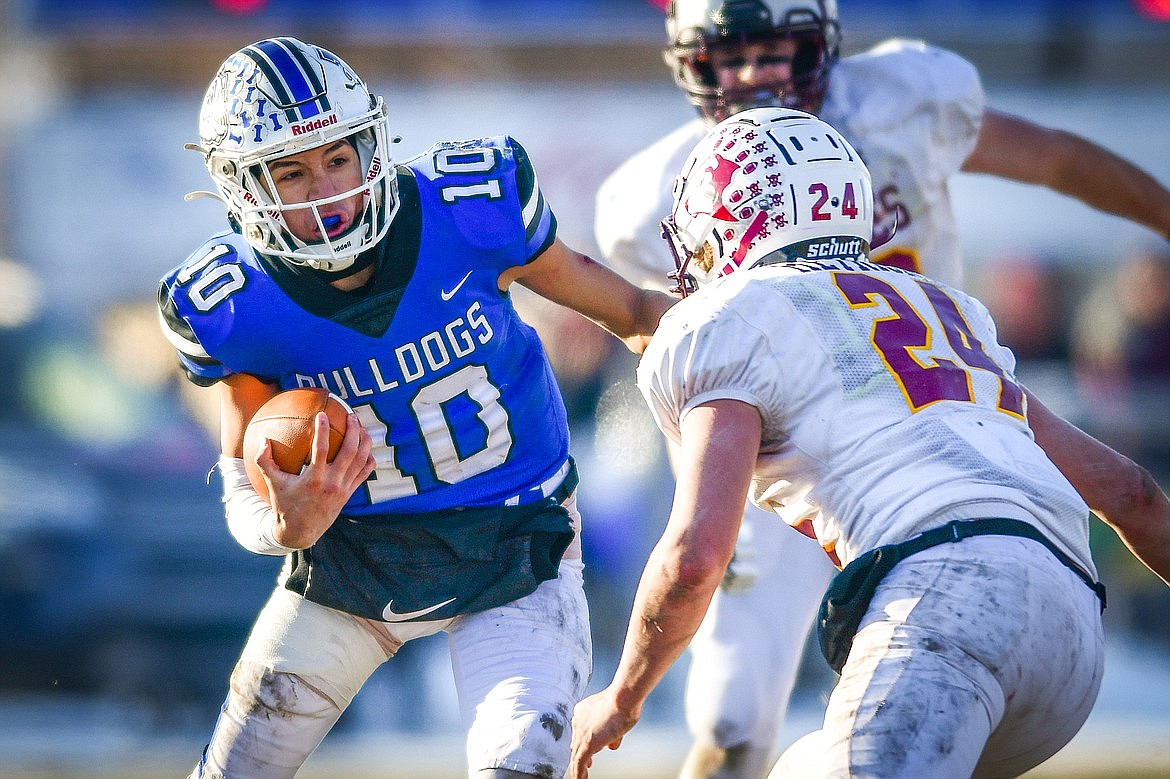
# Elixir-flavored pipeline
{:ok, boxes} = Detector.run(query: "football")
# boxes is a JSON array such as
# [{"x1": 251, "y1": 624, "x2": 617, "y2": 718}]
[{"x1": 242, "y1": 388, "x2": 350, "y2": 503}]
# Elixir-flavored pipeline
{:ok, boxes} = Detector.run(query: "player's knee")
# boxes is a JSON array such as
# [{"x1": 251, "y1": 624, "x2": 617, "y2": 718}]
[
  {"x1": 467, "y1": 704, "x2": 572, "y2": 779},
  {"x1": 228, "y1": 660, "x2": 341, "y2": 719},
  {"x1": 193, "y1": 662, "x2": 343, "y2": 777},
  {"x1": 681, "y1": 738, "x2": 775, "y2": 779},
  {"x1": 719, "y1": 741, "x2": 773, "y2": 779},
  {"x1": 680, "y1": 740, "x2": 726, "y2": 778},
  {"x1": 688, "y1": 711, "x2": 755, "y2": 753}
]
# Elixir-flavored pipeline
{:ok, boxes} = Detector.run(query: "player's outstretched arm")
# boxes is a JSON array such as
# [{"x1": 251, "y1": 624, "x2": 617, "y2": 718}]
[
  {"x1": 1027, "y1": 389, "x2": 1170, "y2": 586},
  {"x1": 569, "y1": 400, "x2": 759, "y2": 778},
  {"x1": 964, "y1": 109, "x2": 1170, "y2": 242},
  {"x1": 500, "y1": 238, "x2": 676, "y2": 354}
]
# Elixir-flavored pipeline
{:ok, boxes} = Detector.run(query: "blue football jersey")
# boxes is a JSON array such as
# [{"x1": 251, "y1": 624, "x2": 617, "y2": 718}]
[{"x1": 160, "y1": 136, "x2": 570, "y2": 514}]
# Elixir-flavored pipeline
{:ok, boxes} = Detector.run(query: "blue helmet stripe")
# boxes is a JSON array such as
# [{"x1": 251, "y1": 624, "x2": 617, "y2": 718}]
[
  {"x1": 276, "y1": 37, "x2": 329, "y2": 102},
  {"x1": 245, "y1": 38, "x2": 330, "y2": 122}
]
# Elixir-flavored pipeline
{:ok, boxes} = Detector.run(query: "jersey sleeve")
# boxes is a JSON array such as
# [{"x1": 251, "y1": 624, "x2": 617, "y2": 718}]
[
  {"x1": 156, "y1": 268, "x2": 231, "y2": 387},
  {"x1": 156, "y1": 233, "x2": 280, "y2": 388},
  {"x1": 858, "y1": 39, "x2": 985, "y2": 176},
  {"x1": 636, "y1": 290, "x2": 786, "y2": 444},
  {"x1": 507, "y1": 137, "x2": 558, "y2": 262},
  {"x1": 915, "y1": 42, "x2": 985, "y2": 175},
  {"x1": 417, "y1": 136, "x2": 557, "y2": 266}
]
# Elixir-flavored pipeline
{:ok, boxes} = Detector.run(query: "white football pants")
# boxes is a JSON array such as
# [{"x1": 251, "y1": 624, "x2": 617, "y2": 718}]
[
  {"x1": 189, "y1": 497, "x2": 591, "y2": 779},
  {"x1": 768, "y1": 534, "x2": 1105, "y2": 779}
]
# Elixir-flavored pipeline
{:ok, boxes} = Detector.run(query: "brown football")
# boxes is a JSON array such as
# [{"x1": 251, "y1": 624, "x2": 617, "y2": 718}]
[{"x1": 242, "y1": 388, "x2": 349, "y2": 503}]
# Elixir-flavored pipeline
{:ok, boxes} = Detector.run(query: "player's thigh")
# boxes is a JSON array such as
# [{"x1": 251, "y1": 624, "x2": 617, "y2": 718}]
[
  {"x1": 197, "y1": 588, "x2": 398, "y2": 778},
  {"x1": 973, "y1": 538, "x2": 1103, "y2": 778},
  {"x1": 773, "y1": 554, "x2": 998, "y2": 779},
  {"x1": 795, "y1": 537, "x2": 1102, "y2": 779},
  {"x1": 238, "y1": 586, "x2": 395, "y2": 706},
  {"x1": 448, "y1": 558, "x2": 591, "y2": 775}
]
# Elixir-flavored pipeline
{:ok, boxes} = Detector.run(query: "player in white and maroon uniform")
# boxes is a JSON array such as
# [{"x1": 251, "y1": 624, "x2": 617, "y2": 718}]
[
  {"x1": 570, "y1": 107, "x2": 1170, "y2": 779},
  {"x1": 595, "y1": 3, "x2": 1170, "y2": 776}
]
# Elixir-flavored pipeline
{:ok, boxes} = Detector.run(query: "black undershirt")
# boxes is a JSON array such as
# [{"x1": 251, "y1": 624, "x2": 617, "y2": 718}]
[{"x1": 256, "y1": 167, "x2": 423, "y2": 338}]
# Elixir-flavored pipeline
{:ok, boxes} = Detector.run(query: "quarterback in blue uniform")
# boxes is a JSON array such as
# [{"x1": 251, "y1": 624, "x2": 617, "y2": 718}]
[{"x1": 158, "y1": 37, "x2": 671, "y2": 779}]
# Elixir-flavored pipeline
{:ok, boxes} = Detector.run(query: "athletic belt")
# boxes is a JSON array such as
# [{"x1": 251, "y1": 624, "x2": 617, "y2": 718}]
[
  {"x1": 897, "y1": 517, "x2": 1106, "y2": 608},
  {"x1": 817, "y1": 517, "x2": 1106, "y2": 674},
  {"x1": 286, "y1": 460, "x2": 580, "y2": 623}
]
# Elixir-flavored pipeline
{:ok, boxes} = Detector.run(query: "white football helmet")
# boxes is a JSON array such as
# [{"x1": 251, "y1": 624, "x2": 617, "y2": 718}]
[
  {"x1": 190, "y1": 37, "x2": 397, "y2": 273},
  {"x1": 665, "y1": 0, "x2": 841, "y2": 122},
  {"x1": 663, "y1": 107, "x2": 872, "y2": 295}
]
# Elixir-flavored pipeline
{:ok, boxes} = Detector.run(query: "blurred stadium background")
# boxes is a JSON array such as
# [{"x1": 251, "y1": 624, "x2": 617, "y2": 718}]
[{"x1": 0, "y1": 0, "x2": 1168, "y2": 777}]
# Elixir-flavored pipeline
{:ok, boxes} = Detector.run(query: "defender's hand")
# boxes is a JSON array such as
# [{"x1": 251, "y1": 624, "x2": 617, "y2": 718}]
[{"x1": 570, "y1": 688, "x2": 641, "y2": 779}]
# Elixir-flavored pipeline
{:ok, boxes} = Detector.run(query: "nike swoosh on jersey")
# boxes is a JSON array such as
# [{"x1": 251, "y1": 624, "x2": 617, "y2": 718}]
[
  {"x1": 382, "y1": 596, "x2": 457, "y2": 622},
  {"x1": 440, "y1": 271, "x2": 473, "y2": 301}
]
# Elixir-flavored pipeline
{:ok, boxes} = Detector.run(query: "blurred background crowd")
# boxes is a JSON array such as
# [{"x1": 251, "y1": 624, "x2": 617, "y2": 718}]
[{"x1": 0, "y1": 0, "x2": 1168, "y2": 774}]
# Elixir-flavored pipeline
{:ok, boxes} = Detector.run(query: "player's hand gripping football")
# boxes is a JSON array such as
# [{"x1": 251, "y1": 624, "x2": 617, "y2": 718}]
[
  {"x1": 569, "y1": 687, "x2": 642, "y2": 779},
  {"x1": 254, "y1": 410, "x2": 375, "y2": 549}
]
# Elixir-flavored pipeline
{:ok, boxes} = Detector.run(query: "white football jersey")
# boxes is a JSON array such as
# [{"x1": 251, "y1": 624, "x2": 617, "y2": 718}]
[
  {"x1": 596, "y1": 40, "x2": 984, "y2": 292},
  {"x1": 637, "y1": 259, "x2": 1095, "y2": 576}
]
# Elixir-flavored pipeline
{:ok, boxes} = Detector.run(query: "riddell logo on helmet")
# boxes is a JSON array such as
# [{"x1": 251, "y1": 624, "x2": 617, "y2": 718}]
[
  {"x1": 291, "y1": 113, "x2": 339, "y2": 136},
  {"x1": 366, "y1": 156, "x2": 382, "y2": 182},
  {"x1": 242, "y1": 190, "x2": 281, "y2": 220}
]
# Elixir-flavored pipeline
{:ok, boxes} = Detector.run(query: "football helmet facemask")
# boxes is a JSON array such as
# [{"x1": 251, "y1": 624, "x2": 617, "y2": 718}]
[
  {"x1": 665, "y1": 0, "x2": 841, "y2": 123},
  {"x1": 190, "y1": 37, "x2": 397, "y2": 273},
  {"x1": 662, "y1": 107, "x2": 872, "y2": 296}
]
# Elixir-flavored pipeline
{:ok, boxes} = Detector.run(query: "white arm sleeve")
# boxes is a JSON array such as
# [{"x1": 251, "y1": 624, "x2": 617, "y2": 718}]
[{"x1": 219, "y1": 456, "x2": 298, "y2": 556}]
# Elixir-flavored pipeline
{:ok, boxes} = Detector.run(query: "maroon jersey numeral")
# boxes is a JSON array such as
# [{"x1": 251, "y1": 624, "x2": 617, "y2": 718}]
[{"x1": 832, "y1": 272, "x2": 1025, "y2": 418}]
